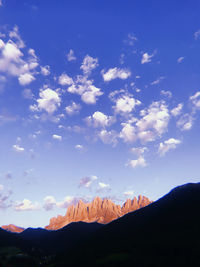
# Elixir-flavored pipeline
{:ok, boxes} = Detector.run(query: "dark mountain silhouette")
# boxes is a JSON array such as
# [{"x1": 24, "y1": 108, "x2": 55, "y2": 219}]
[{"x1": 0, "y1": 182, "x2": 200, "y2": 266}]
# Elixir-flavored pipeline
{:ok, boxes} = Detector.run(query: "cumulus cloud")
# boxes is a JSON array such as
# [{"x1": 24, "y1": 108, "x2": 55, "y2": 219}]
[
  {"x1": 160, "y1": 90, "x2": 172, "y2": 98},
  {"x1": 58, "y1": 73, "x2": 73, "y2": 85},
  {"x1": 43, "y1": 196, "x2": 56, "y2": 211},
  {"x1": 113, "y1": 95, "x2": 141, "y2": 114},
  {"x1": 12, "y1": 144, "x2": 25, "y2": 152},
  {"x1": 22, "y1": 88, "x2": 34, "y2": 99},
  {"x1": 52, "y1": 134, "x2": 62, "y2": 141},
  {"x1": 67, "y1": 49, "x2": 76, "y2": 61},
  {"x1": 79, "y1": 175, "x2": 98, "y2": 188},
  {"x1": 18, "y1": 73, "x2": 35, "y2": 85},
  {"x1": 177, "y1": 114, "x2": 193, "y2": 131},
  {"x1": 171, "y1": 103, "x2": 183, "y2": 117},
  {"x1": 189, "y1": 91, "x2": 200, "y2": 111},
  {"x1": 85, "y1": 111, "x2": 114, "y2": 128},
  {"x1": 130, "y1": 147, "x2": 147, "y2": 156},
  {"x1": 102, "y1": 67, "x2": 131, "y2": 82},
  {"x1": 127, "y1": 156, "x2": 147, "y2": 168},
  {"x1": 65, "y1": 101, "x2": 81, "y2": 115},
  {"x1": 41, "y1": 65, "x2": 50, "y2": 76},
  {"x1": 136, "y1": 101, "x2": 170, "y2": 136},
  {"x1": 177, "y1": 57, "x2": 184, "y2": 63},
  {"x1": 158, "y1": 138, "x2": 181, "y2": 156},
  {"x1": 68, "y1": 75, "x2": 103, "y2": 104},
  {"x1": 141, "y1": 52, "x2": 154, "y2": 64},
  {"x1": 97, "y1": 182, "x2": 110, "y2": 192},
  {"x1": 75, "y1": 144, "x2": 84, "y2": 151},
  {"x1": 98, "y1": 129, "x2": 118, "y2": 146},
  {"x1": 119, "y1": 123, "x2": 137, "y2": 143},
  {"x1": 14, "y1": 199, "x2": 40, "y2": 211},
  {"x1": 30, "y1": 88, "x2": 61, "y2": 114},
  {"x1": 80, "y1": 55, "x2": 98, "y2": 75}
]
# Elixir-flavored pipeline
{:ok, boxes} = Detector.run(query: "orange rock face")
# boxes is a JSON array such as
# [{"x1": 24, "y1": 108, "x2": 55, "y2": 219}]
[
  {"x1": 46, "y1": 196, "x2": 152, "y2": 230},
  {"x1": 1, "y1": 224, "x2": 25, "y2": 233}
]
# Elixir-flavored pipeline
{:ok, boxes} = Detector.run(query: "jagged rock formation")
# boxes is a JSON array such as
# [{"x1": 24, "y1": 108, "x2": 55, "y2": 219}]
[
  {"x1": 1, "y1": 224, "x2": 25, "y2": 233},
  {"x1": 46, "y1": 195, "x2": 152, "y2": 230}
]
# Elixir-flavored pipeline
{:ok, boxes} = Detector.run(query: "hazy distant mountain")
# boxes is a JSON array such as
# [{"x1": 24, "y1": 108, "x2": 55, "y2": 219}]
[
  {"x1": 46, "y1": 195, "x2": 152, "y2": 230},
  {"x1": 1, "y1": 224, "x2": 25, "y2": 233}
]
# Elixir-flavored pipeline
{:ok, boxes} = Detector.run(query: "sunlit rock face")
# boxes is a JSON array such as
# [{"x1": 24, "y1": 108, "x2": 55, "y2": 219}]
[
  {"x1": 1, "y1": 224, "x2": 25, "y2": 233},
  {"x1": 46, "y1": 196, "x2": 152, "y2": 230}
]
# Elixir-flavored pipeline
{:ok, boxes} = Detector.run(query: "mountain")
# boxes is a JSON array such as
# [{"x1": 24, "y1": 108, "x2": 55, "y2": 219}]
[
  {"x1": 46, "y1": 195, "x2": 152, "y2": 230},
  {"x1": 1, "y1": 224, "x2": 25, "y2": 233}
]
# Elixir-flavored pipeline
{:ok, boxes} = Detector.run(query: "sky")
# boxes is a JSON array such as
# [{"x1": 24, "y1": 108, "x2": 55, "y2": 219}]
[{"x1": 0, "y1": 0, "x2": 200, "y2": 228}]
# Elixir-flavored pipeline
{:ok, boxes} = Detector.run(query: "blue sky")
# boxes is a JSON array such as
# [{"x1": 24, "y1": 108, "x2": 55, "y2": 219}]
[{"x1": 0, "y1": 0, "x2": 200, "y2": 228}]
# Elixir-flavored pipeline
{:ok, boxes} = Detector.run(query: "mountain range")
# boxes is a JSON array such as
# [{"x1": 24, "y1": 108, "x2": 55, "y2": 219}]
[{"x1": 0, "y1": 183, "x2": 200, "y2": 266}]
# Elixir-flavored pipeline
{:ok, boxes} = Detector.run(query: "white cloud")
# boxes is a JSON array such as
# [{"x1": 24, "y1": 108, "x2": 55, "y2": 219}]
[
  {"x1": 177, "y1": 57, "x2": 184, "y2": 63},
  {"x1": 85, "y1": 111, "x2": 114, "y2": 128},
  {"x1": 12, "y1": 144, "x2": 25, "y2": 152},
  {"x1": 138, "y1": 130, "x2": 155, "y2": 143},
  {"x1": 41, "y1": 65, "x2": 50, "y2": 76},
  {"x1": 43, "y1": 196, "x2": 56, "y2": 211},
  {"x1": 75, "y1": 144, "x2": 84, "y2": 151},
  {"x1": 136, "y1": 101, "x2": 170, "y2": 136},
  {"x1": 80, "y1": 55, "x2": 98, "y2": 75},
  {"x1": 130, "y1": 147, "x2": 147, "y2": 156},
  {"x1": 124, "y1": 190, "x2": 135, "y2": 197},
  {"x1": 158, "y1": 138, "x2": 181, "y2": 156},
  {"x1": 9, "y1": 26, "x2": 25, "y2": 49},
  {"x1": 18, "y1": 73, "x2": 35, "y2": 85},
  {"x1": 127, "y1": 156, "x2": 147, "y2": 168},
  {"x1": 98, "y1": 129, "x2": 118, "y2": 146},
  {"x1": 124, "y1": 33, "x2": 137, "y2": 46},
  {"x1": 102, "y1": 67, "x2": 131, "y2": 82},
  {"x1": 189, "y1": 91, "x2": 200, "y2": 111},
  {"x1": 57, "y1": 196, "x2": 85, "y2": 209},
  {"x1": 98, "y1": 182, "x2": 110, "y2": 190},
  {"x1": 160, "y1": 90, "x2": 172, "y2": 98},
  {"x1": 52, "y1": 134, "x2": 62, "y2": 141},
  {"x1": 194, "y1": 29, "x2": 200, "y2": 40},
  {"x1": 14, "y1": 199, "x2": 40, "y2": 211},
  {"x1": 68, "y1": 75, "x2": 103, "y2": 104},
  {"x1": 65, "y1": 102, "x2": 81, "y2": 115},
  {"x1": 171, "y1": 103, "x2": 183, "y2": 117},
  {"x1": 114, "y1": 95, "x2": 141, "y2": 114},
  {"x1": 151, "y1": 76, "x2": 165, "y2": 85},
  {"x1": 67, "y1": 49, "x2": 76, "y2": 61},
  {"x1": 141, "y1": 52, "x2": 154, "y2": 64},
  {"x1": 58, "y1": 73, "x2": 73, "y2": 85},
  {"x1": 119, "y1": 123, "x2": 137, "y2": 143},
  {"x1": 33, "y1": 88, "x2": 61, "y2": 114},
  {"x1": 177, "y1": 114, "x2": 193, "y2": 131},
  {"x1": 79, "y1": 175, "x2": 98, "y2": 188}
]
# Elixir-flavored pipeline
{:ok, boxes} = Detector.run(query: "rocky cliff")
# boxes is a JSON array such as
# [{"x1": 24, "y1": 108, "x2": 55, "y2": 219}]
[
  {"x1": 1, "y1": 224, "x2": 25, "y2": 233},
  {"x1": 46, "y1": 195, "x2": 152, "y2": 230}
]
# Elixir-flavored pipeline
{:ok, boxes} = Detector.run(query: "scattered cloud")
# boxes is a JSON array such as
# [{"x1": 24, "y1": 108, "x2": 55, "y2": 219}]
[
  {"x1": 41, "y1": 65, "x2": 50, "y2": 76},
  {"x1": 177, "y1": 114, "x2": 193, "y2": 131},
  {"x1": 160, "y1": 90, "x2": 172, "y2": 98},
  {"x1": 98, "y1": 129, "x2": 118, "y2": 146},
  {"x1": 43, "y1": 196, "x2": 56, "y2": 211},
  {"x1": 127, "y1": 156, "x2": 147, "y2": 168},
  {"x1": 141, "y1": 52, "x2": 154, "y2": 64},
  {"x1": 194, "y1": 29, "x2": 200, "y2": 40},
  {"x1": 65, "y1": 101, "x2": 81, "y2": 115},
  {"x1": 189, "y1": 91, "x2": 200, "y2": 112},
  {"x1": 75, "y1": 144, "x2": 84, "y2": 151},
  {"x1": 22, "y1": 88, "x2": 34, "y2": 99},
  {"x1": 14, "y1": 199, "x2": 40, "y2": 211},
  {"x1": 67, "y1": 49, "x2": 76, "y2": 61},
  {"x1": 12, "y1": 144, "x2": 25, "y2": 152},
  {"x1": 80, "y1": 55, "x2": 98, "y2": 76},
  {"x1": 151, "y1": 76, "x2": 165, "y2": 85},
  {"x1": 79, "y1": 175, "x2": 98, "y2": 188},
  {"x1": 102, "y1": 67, "x2": 131, "y2": 82},
  {"x1": 58, "y1": 73, "x2": 73, "y2": 85},
  {"x1": 124, "y1": 33, "x2": 137, "y2": 46},
  {"x1": 119, "y1": 123, "x2": 137, "y2": 143},
  {"x1": 130, "y1": 147, "x2": 147, "y2": 156},
  {"x1": 177, "y1": 56, "x2": 184, "y2": 63},
  {"x1": 158, "y1": 138, "x2": 181, "y2": 156},
  {"x1": 85, "y1": 111, "x2": 114, "y2": 128},
  {"x1": 171, "y1": 103, "x2": 183, "y2": 117},
  {"x1": 52, "y1": 134, "x2": 62, "y2": 141},
  {"x1": 113, "y1": 95, "x2": 141, "y2": 114},
  {"x1": 18, "y1": 73, "x2": 35, "y2": 85},
  {"x1": 97, "y1": 182, "x2": 110, "y2": 192},
  {"x1": 124, "y1": 190, "x2": 135, "y2": 197}
]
